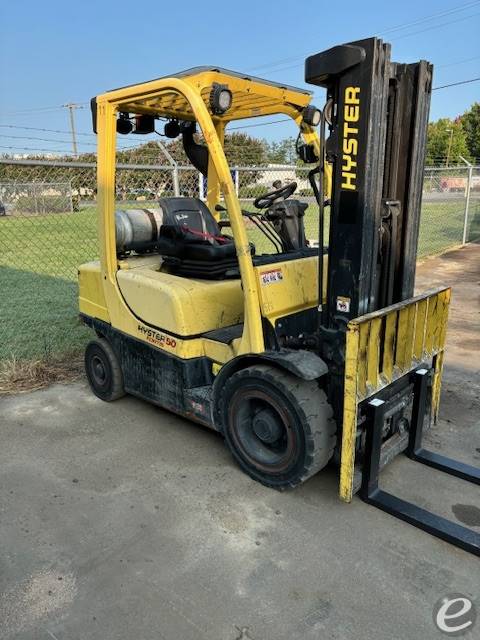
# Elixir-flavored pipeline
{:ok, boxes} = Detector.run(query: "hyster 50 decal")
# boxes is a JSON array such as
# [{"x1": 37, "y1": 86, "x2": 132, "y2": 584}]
[
  {"x1": 341, "y1": 86, "x2": 360, "y2": 191},
  {"x1": 137, "y1": 323, "x2": 177, "y2": 349}
]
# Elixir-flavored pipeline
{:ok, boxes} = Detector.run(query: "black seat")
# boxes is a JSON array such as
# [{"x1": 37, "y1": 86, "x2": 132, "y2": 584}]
[
  {"x1": 158, "y1": 197, "x2": 222, "y2": 238},
  {"x1": 156, "y1": 197, "x2": 243, "y2": 279}
]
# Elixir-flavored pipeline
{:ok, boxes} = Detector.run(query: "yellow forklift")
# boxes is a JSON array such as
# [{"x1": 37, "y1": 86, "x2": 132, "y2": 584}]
[{"x1": 79, "y1": 37, "x2": 479, "y2": 555}]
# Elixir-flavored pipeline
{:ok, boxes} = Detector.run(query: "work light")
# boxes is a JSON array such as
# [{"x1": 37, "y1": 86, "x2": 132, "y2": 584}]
[
  {"x1": 302, "y1": 105, "x2": 322, "y2": 127},
  {"x1": 209, "y1": 84, "x2": 232, "y2": 115},
  {"x1": 133, "y1": 115, "x2": 155, "y2": 134},
  {"x1": 116, "y1": 113, "x2": 133, "y2": 135},
  {"x1": 164, "y1": 120, "x2": 180, "y2": 138}
]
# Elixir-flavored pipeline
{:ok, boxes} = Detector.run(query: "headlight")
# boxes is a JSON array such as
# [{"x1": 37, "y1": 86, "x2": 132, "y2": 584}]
[
  {"x1": 324, "y1": 98, "x2": 334, "y2": 126},
  {"x1": 302, "y1": 105, "x2": 322, "y2": 127},
  {"x1": 210, "y1": 83, "x2": 232, "y2": 115}
]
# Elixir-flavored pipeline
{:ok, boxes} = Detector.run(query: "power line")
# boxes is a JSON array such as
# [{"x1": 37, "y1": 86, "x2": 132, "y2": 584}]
[
  {"x1": 380, "y1": 0, "x2": 480, "y2": 34},
  {"x1": 0, "y1": 124, "x2": 96, "y2": 136},
  {"x1": 0, "y1": 143, "x2": 154, "y2": 155},
  {"x1": 0, "y1": 137, "x2": 160, "y2": 156},
  {"x1": 0, "y1": 133, "x2": 97, "y2": 146},
  {"x1": 438, "y1": 55, "x2": 480, "y2": 68},
  {"x1": 387, "y1": 10, "x2": 480, "y2": 41},
  {"x1": 246, "y1": 1, "x2": 480, "y2": 75},
  {"x1": 0, "y1": 133, "x2": 137, "y2": 152},
  {"x1": 253, "y1": 15, "x2": 480, "y2": 77},
  {"x1": 0, "y1": 105, "x2": 65, "y2": 116},
  {"x1": 433, "y1": 77, "x2": 480, "y2": 90},
  {"x1": 0, "y1": 102, "x2": 89, "y2": 118},
  {"x1": 0, "y1": 145, "x2": 80, "y2": 154},
  {"x1": 228, "y1": 118, "x2": 291, "y2": 131}
]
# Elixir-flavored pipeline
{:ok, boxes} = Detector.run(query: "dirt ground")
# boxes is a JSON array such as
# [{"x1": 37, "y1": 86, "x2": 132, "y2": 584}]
[
  {"x1": 0, "y1": 243, "x2": 479, "y2": 640},
  {"x1": 416, "y1": 243, "x2": 480, "y2": 455}
]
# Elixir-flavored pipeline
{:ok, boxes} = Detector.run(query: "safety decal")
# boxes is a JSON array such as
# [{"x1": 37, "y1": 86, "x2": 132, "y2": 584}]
[
  {"x1": 336, "y1": 296, "x2": 351, "y2": 313},
  {"x1": 260, "y1": 268, "x2": 283, "y2": 286}
]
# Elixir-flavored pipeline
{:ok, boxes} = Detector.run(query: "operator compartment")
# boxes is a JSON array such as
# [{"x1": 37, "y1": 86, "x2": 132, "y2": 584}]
[
  {"x1": 113, "y1": 197, "x2": 244, "y2": 336},
  {"x1": 113, "y1": 194, "x2": 322, "y2": 337}
]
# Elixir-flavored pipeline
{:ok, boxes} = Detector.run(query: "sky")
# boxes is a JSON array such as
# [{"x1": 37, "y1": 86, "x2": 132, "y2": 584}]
[{"x1": 0, "y1": 0, "x2": 479, "y2": 156}]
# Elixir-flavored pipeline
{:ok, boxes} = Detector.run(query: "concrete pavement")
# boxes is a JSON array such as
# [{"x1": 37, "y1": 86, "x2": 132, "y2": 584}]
[{"x1": 1, "y1": 244, "x2": 479, "y2": 640}]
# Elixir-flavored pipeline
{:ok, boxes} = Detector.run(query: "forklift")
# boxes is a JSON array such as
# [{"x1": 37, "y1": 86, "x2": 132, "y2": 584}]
[{"x1": 79, "y1": 37, "x2": 479, "y2": 555}]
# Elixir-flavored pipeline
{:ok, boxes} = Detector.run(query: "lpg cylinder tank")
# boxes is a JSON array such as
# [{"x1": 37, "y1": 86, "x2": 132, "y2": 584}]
[{"x1": 115, "y1": 208, "x2": 164, "y2": 253}]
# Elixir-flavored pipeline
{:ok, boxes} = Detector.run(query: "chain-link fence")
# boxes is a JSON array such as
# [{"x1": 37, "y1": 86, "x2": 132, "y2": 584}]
[
  {"x1": 1, "y1": 158, "x2": 479, "y2": 362},
  {"x1": 422, "y1": 166, "x2": 480, "y2": 254},
  {"x1": 0, "y1": 181, "x2": 73, "y2": 215}
]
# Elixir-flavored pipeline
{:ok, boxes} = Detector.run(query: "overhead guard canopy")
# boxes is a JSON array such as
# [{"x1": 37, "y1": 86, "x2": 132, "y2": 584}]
[{"x1": 91, "y1": 67, "x2": 314, "y2": 132}]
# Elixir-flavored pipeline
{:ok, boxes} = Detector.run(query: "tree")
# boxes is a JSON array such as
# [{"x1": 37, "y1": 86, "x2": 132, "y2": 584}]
[
  {"x1": 223, "y1": 132, "x2": 268, "y2": 167},
  {"x1": 0, "y1": 131, "x2": 271, "y2": 202},
  {"x1": 162, "y1": 130, "x2": 268, "y2": 167},
  {"x1": 460, "y1": 103, "x2": 480, "y2": 162},
  {"x1": 266, "y1": 137, "x2": 297, "y2": 164},
  {"x1": 138, "y1": 130, "x2": 269, "y2": 195},
  {"x1": 425, "y1": 118, "x2": 469, "y2": 165}
]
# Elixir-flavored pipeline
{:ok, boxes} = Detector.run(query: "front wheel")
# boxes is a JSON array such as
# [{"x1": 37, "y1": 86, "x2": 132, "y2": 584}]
[{"x1": 218, "y1": 365, "x2": 336, "y2": 489}]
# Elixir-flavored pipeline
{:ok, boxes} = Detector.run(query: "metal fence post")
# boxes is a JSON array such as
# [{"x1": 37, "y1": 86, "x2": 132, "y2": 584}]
[
  {"x1": 172, "y1": 165, "x2": 180, "y2": 197},
  {"x1": 460, "y1": 156, "x2": 473, "y2": 246},
  {"x1": 153, "y1": 141, "x2": 180, "y2": 197},
  {"x1": 234, "y1": 168, "x2": 239, "y2": 196},
  {"x1": 462, "y1": 165, "x2": 473, "y2": 245},
  {"x1": 68, "y1": 180, "x2": 74, "y2": 213},
  {"x1": 33, "y1": 182, "x2": 38, "y2": 215}
]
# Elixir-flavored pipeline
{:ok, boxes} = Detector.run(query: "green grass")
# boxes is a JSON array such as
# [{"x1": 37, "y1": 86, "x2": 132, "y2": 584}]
[
  {"x1": 0, "y1": 267, "x2": 92, "y2": 360},
  {"x1": 1, "y1": 198, "x2": 478, "y2": 362},
  {"x1": 0, "y1": 207, "x2": 98, "y2": 279},
  {"x1": 0, "y1": 208, "x2": 98, "y2": 360}
]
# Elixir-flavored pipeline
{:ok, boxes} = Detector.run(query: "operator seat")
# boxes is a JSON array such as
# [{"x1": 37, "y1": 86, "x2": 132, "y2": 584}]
[{"x1": 157, "y1": 197, "x2": 251, "y2": 279}]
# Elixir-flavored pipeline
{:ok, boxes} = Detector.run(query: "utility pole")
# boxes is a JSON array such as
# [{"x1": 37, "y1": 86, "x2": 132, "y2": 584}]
[{"x1": 63, "y1": 103, "x2": 82, "y2": 156}]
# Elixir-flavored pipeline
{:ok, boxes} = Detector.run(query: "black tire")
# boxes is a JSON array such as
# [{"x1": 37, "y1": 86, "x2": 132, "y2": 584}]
[
  {"x1": 85, "y1": 338, "x2": 125, "y2": 402},
  {"x1": 218, "y1": 365, "x2": 336, "y2": 489}
]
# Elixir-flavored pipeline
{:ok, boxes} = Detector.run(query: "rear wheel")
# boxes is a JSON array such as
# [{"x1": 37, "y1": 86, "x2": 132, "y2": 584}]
[
  {"x1": 85, "y1": 338, "x2": 125, "y2": 401},
  {"x1": 218, "y1": 365, "x2": 336, "y2": 489}
]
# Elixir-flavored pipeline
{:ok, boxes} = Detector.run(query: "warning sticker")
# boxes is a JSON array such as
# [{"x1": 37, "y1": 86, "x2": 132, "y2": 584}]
[
  {"x1": 336, "y1": 296, "x2": 351, "y2": 313},
  {"x1": 260, "y1": 269, "x2": 283, "y2": 286}
]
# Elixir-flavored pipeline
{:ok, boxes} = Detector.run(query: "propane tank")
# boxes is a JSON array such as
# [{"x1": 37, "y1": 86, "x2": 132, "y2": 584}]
[{"x1": 115, "y1": 208, "x2": 164, "y2": 253}]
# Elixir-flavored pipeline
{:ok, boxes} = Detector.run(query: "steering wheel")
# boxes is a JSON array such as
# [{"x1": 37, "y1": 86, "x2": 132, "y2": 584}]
[{"x1": 253, "y1": 181, "x2": 297, "y2": 209}]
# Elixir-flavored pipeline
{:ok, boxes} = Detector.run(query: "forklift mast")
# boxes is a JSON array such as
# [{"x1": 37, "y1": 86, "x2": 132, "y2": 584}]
[
  {"x1": 306, "y1": 40, "x2": 479, "y2": 556},
  {"x1": 306, "y1": 37, "x2": 432, "y2": 326}
]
